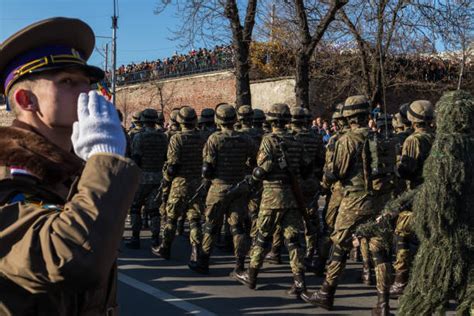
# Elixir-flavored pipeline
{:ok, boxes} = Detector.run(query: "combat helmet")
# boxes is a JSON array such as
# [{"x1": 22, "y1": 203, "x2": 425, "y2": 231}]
[
  {"x1": 215, "y1": 103, "x2": 237, "y2": 125},
  {"x1": 169, "y1": 108, "x2": 180, "y2": 124},
  {"x1": 177, "y1": 106, "x2": 197, "y2": 125},
  {"x1": 140, "y1": 108, "x2": 158, "y2": 123},
  {"x1": 237, "y1": 105, "x2": 254, "y2": 121},
  {"x1": 199, "y1": 108, "x2": 215, "y2": 124},
  {"x1": 253, "y1": 108, "x2": 266, "y2": 124},
  {"x1": 392, "y1": 113, "x2": 405, "y2": 129},
  {"x1": 290, "y1": 106, "x2": 306, "y2": 123},
  {"x1": 332, "y1": 103, "x2": 344, "y2": 120},
  {"x1": 132, "y1": 111, "x2": 142, "y2": 123},
  {"x1": 342, "y1": 95, "x2": 369, "y2": 118},
  {"x1": 266, "y1": 103, "x2": 291, "y2": 123},
  {"x1": 407, "y1": 100, "x2": 434, "y2": 123}
]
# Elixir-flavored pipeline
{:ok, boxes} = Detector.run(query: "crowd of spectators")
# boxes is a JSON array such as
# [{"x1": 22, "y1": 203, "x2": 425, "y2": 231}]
[
  {"x1": 112, "y1": 45, "x2": 233, "y2": 85},
  {"x1": 388, "y1": 54, "x2": 471, "y2": 83}
]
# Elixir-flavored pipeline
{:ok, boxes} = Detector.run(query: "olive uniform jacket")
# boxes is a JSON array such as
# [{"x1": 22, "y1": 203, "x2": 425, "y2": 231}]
[{"x1": 0, "y1": 121, "x2": 140, "y2": 316}]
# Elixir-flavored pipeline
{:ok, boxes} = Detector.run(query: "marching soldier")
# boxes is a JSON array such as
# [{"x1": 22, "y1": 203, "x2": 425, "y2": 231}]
[
  {"x1": 390, "y1": 100, "x2": 435, "y2": 298},
  {"x1": 302, "y1": 96, "x2": 392, "y2": 315},
  {"x1": 166, "y1": 108, "x2": 181, "y2": 140},
  {"x1": 189, "y1": 104, "x2": 257, "y2": 275},
  {"x1": 154, "y1": 106, "x2": 207, "y2": 261},
  {"x1": 198, "y1": 107, "x2": 217, "y2": 138},
  {"x1": 233, "y1": 103, "x2": 311, "y2": 299},
  {"x1": 318, "y1": 103, "x2": 347, "y2": 275},
  {"x1": 290, "y1": 107, "x2": 325, "y2": 275},
  {"x1": 126, "y1": 109, "x2": 168, "y2": 250}
]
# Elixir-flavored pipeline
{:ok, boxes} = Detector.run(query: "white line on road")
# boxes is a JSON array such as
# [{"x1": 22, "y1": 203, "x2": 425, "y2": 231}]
[{"x1": 118, "y1": 272, "x2": 217, "y2": 316}]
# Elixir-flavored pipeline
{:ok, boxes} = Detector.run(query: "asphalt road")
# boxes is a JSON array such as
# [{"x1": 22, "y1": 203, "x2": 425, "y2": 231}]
[{"x1": 118, "y1": 226, "x2": 401, "y2": 315}]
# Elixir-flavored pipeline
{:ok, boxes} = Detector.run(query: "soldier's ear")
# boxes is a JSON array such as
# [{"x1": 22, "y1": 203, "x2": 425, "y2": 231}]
[{"x1": 14, "y1": 88, "x2": 39, "y2": 112}]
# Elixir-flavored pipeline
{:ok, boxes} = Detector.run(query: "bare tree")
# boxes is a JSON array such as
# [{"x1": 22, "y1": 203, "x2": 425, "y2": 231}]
[
  {"x1": 293, "y1": 0, "x2": 348, "y2": 108},
  {"x1": 155, "y1": 0, "x2": 258, "y2": 107}
]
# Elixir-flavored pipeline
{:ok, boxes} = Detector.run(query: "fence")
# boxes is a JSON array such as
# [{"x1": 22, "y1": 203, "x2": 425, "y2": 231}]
[{"x1": 115, "y1": 58, "x2": 234, "y2": 86}]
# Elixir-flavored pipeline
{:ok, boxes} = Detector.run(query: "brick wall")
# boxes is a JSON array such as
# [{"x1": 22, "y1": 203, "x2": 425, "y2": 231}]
[{"x1": 116, "y1": 71, "x2": 236, "y2": 125}]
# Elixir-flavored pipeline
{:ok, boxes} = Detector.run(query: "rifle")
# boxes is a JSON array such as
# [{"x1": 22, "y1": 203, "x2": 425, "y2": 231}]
[
  {"x1": 276, "y1": 137, "x2": 317, "y2": 235},
  {"x1": 187, "y1": 179, "x2": 211, "y2": 205}
]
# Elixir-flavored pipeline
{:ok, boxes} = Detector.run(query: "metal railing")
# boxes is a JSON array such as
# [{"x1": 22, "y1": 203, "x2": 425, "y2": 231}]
[{"x1": 115, "y1": 58, "x2": 234, "y2": 86}]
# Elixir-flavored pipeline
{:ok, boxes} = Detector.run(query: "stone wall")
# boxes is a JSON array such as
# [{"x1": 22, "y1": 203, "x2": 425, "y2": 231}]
[{"x1": 251, "y1": 77, "x2": 296, "y2": 111}]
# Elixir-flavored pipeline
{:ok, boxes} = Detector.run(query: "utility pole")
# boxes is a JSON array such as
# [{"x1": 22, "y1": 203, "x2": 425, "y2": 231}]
[
  {"x1": 105, "y1": 43, "x2": 109, "y2": 73},
  {"x1": 111, "y1": 0, "x2": 118, "y2": 106}
]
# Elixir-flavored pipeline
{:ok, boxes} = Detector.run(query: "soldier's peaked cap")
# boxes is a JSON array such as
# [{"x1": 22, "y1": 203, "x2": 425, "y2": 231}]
[{"x1": 0, "y1": 17, "x2": 105, "y2": 96}]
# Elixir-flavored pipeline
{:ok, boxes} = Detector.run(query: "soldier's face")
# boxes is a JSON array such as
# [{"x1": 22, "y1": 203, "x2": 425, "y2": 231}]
[{"x1": 32, "y1": 69, "x2": 91, "y2": 128}]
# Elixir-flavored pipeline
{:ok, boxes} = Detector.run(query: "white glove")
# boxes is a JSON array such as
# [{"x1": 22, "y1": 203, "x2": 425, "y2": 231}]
[{"x1": 71, "y1": 91, "x2": 126, "y2": 160}]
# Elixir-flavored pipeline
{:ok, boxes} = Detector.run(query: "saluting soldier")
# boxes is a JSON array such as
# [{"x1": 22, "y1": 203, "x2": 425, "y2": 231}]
[{"x1": 0, "y1": 17, "x2": 140, "y2": 314}]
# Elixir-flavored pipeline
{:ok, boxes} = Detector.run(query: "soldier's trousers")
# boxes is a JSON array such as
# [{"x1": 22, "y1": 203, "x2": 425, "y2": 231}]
[
  {"x1": 393, "y1": 210, "x2": 416, "y2": 275},
  {"x1": 319, "y1": 183, "x2": 344, "y2": 261},
  {"x1": 249, "y1": 208, "x2": 304, "y2": 274},
  {"x1": 130, "y1": 183, "x2": 161, "y2": 238},
  {"x1": 324, "y1": 192, "x2": 391, "y2": 293},
  {"x1": 201, "y1": 184, "x2": 247, "y2": 259},
  {"x1": 360, "y1": 191, "x2": 393, "y2": 264},
  {"x1": 162, "y1": 178, "x2": 202, "y2": 247}
]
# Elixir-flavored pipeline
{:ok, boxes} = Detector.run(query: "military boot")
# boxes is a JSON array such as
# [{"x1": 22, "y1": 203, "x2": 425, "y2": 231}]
[
  {"x1": 230, "y1": 256, "x2": 246, "y2": 277},
  {"x1": 301, "y1": 280, "x2": 337, "y2": 310},
  {"x1": 265, "y1": 245, "x2": 282, "y2": 264},
  {"x1": 188, "y1": 252, "x2": 210, "y2": 274},
  {"x1": 152, "y1": 242, "x2": 171, "y2": 260},
  {"x1": 233, "y1": 267, "x2": 259, "y2": 289},
  {"x1": 389, "y1": 270, "x2": 408, "y2": 298},
  {"x1": 372, "y1": 291, "x2": 390, "y2": 316},
  {"x1": 362, "y1": 260, "x2": 374, "y2": 285},
  {"x1": 286, "y1": 273, "x2": 308, "y2": 299}
]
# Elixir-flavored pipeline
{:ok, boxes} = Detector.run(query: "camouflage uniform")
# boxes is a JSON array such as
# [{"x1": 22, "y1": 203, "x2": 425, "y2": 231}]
[
  {"x1": 359, "y1": 115, "x2": 398, "y2": 286},
  {"x1": 233, "y1": 103, "x2": 311, "y2": 299},
  {"x1": 153, "y1": 107, "x2": 207, "y2": 261},
  {"x1": 237, "y1": 106, "x2": 264, "y2": 245},
  {"x1": 126, "y1": 109, "x2": 168, "y2": 249},
  {"x1": 390, "y1": 100, "x2": 435, "y2": 298},
  {"x1": 189, "y1": 104, "x2": 257, "y2": 275},
  {"x1": 319, "y1": 104, "x2": 347, "y2": 270},
  {"x1": 302, "y1": 96, "x2": 391, "y2": 315},
  {"x1": 290, "y1": 107, "x2": 325, "y2": 273}
]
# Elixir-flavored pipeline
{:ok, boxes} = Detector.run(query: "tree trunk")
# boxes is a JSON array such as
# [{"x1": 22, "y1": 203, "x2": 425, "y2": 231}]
[
  {"x1": 295, "y1": 51, "x2": 310, "y2": 108},
  {"x1": 234, "y1": 43, "x2": 252, "y2": 107}
]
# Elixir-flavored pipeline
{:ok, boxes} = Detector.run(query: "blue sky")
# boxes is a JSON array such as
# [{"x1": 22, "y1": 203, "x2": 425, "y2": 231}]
[{"x1": 0, "y1": 0, "x2": 185, "y2": 68}]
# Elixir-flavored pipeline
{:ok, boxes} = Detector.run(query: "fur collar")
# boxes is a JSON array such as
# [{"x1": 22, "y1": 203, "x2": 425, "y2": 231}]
[{"x1": 0, "y1": 120, "x2": 84, "y2": 185}]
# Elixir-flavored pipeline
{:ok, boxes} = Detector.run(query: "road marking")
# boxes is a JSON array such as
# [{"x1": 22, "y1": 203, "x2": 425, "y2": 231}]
[{"x1": 118, "y1": 272, "x2": 217, "y2": 316}]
